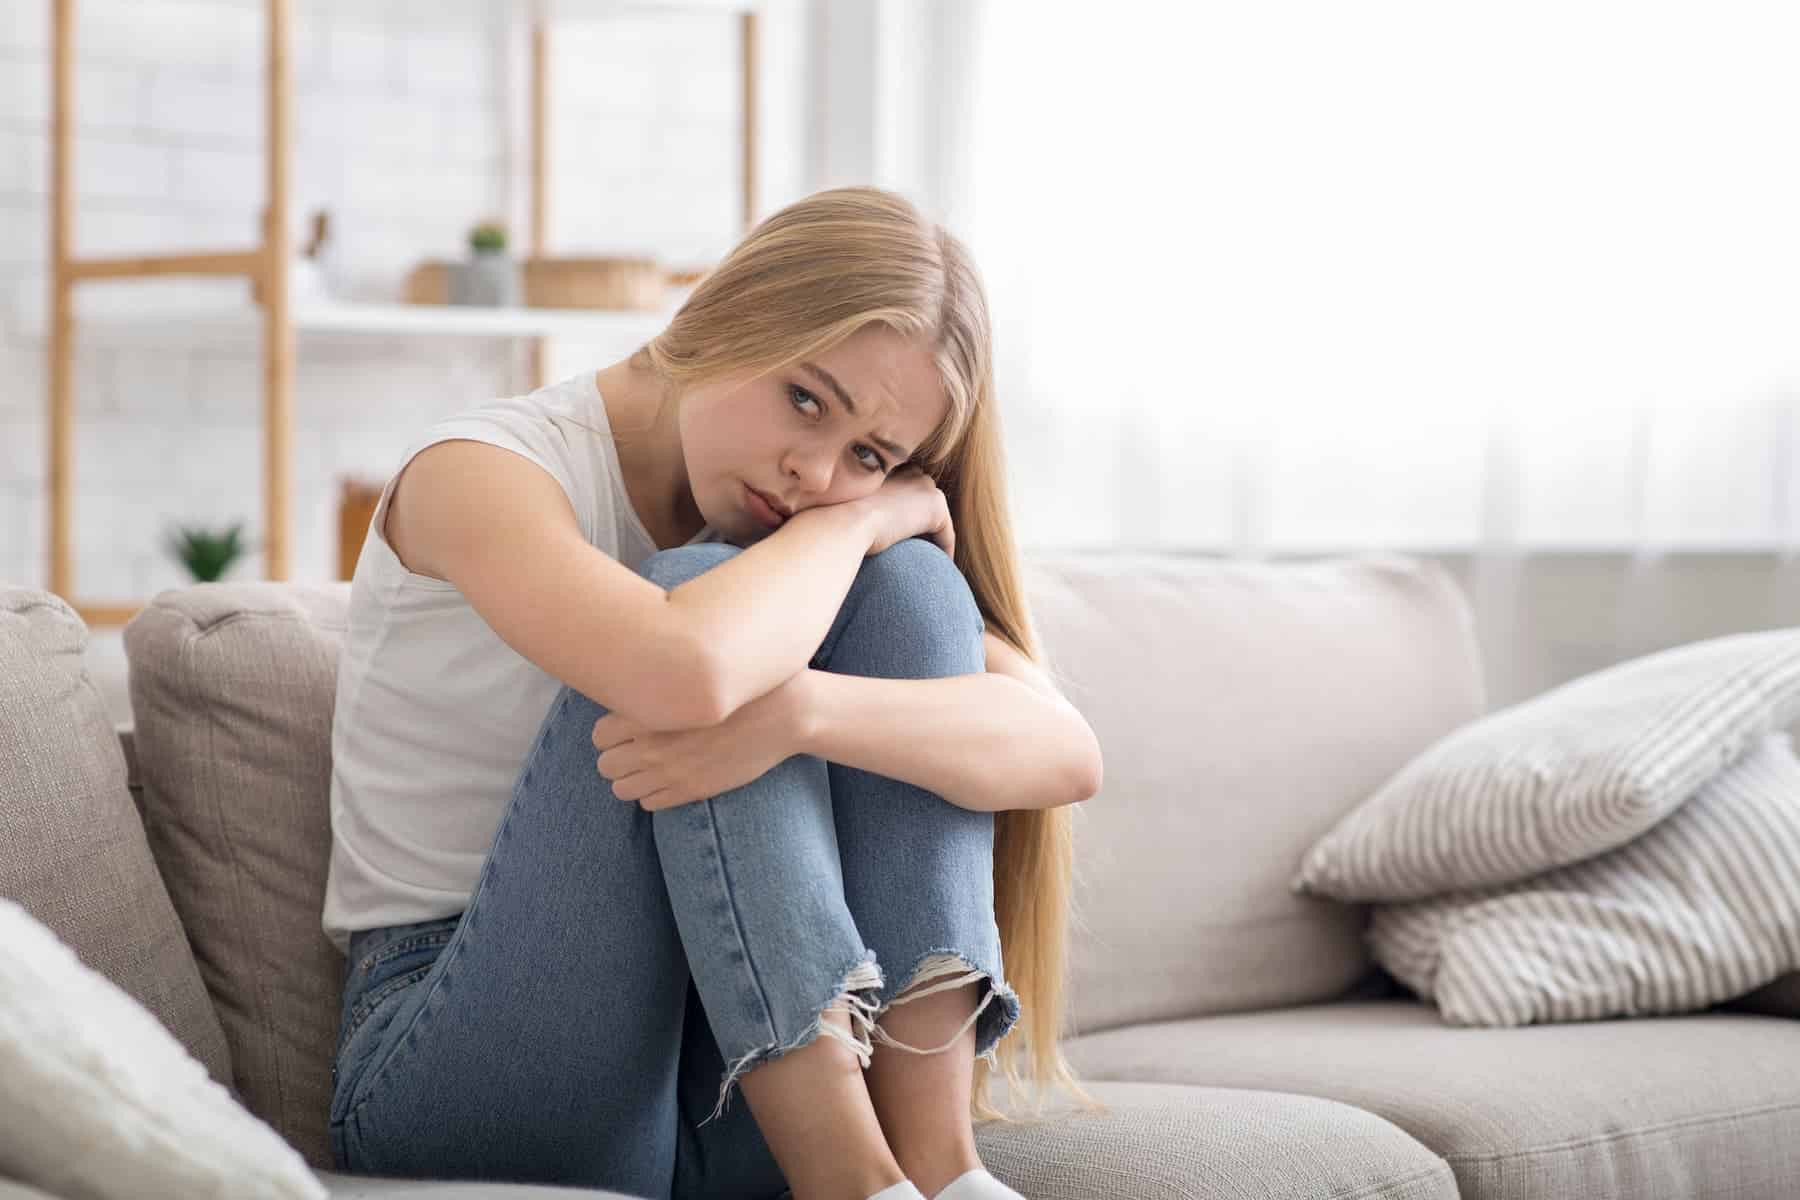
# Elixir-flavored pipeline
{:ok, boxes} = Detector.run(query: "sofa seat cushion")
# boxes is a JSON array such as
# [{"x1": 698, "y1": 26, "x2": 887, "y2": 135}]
[
  {"x1": 315, "y1": 1171, "x2": 640, "y2": 1197},
  {"x1": 313, "y1": 1079, "x2": 1460, "y2": 1200},
  {"x1": 977, "y1": 1079, "x2": 1455, "y2": 1200},
  {"x1": 0, "y1": 588, "x2": 231, "y2": 1085},
  {"x1": 1064, "y1": 999, "x2": 1800, "y2": 1200}
]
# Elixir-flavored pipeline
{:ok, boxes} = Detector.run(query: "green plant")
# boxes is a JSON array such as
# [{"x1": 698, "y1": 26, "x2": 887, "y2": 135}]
[
  {"x1": 469, "y1": 221, "x2": 508, "y2": 253},
  {"x1": 164, "y1": 521, "x2": 249, "y2": 583}
]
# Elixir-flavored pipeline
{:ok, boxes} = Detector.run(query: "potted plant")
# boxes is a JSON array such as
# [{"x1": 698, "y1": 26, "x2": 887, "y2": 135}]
[
  {"x1": 450, "y1": 219, "x2": 521, "y2": 307},
  {"x1": 163, "y1": 521, "x2": 251, "y2": 583}
]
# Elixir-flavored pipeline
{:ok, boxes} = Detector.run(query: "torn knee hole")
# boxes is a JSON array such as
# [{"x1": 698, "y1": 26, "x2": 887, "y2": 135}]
[
  {"x1": 869, "y1": 953, "x2": 998, "y2": 1056},
  {"x1": 820, "y1": 960, "x2": 885, "y2": 1066}
]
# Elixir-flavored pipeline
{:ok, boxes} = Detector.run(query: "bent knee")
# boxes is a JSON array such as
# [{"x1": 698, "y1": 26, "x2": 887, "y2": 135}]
[
  {"x1": 857, "y1": 537, "x2": 984, "y2": 638},
  {"x1": 636, "y1": 542, "x2": 742, "y2": 590}
]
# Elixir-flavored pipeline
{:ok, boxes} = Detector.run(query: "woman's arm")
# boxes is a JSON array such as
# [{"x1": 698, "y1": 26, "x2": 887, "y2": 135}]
[
  {"x1": 790, "y1": 633, "x2": 1103, "y2": 813},
  {"x1": 668, "y1": 503, "x2": 878, "y2": 723},
  {"x1": 590, "y1": 633, "x2": 1102, "y2": 813}
]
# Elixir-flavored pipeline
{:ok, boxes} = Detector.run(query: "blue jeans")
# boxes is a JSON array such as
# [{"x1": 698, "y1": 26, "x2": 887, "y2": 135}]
[{"x1": 326, "y1": 536, "x2": 1021, "y2": 1199}]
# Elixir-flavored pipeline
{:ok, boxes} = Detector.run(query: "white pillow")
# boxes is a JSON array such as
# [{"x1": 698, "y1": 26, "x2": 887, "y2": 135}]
[
  {"x1": 1368, "y1": 731, "x2": 1800, "y2": 1026},
  {"x1": 1293, "y1": 627, "x2": 1800, "y2": 902},
  {"x1": 0, "y1": 898, "x2": 325, "y2": 1200}
]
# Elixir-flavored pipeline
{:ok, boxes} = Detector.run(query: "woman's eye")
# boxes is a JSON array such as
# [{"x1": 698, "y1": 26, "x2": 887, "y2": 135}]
[{"x1": 791, "y1": 385, "x2": 886, "y2": 473}]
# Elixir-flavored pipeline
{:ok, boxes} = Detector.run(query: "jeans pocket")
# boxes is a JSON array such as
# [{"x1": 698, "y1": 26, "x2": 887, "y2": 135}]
[
  {"x1": 341, "y1": 962, "x2": 433, "y2": 1052},
  {"x1": 333, "y1": 921, "x2": 459, "y2": 1103},
  {"x1": 331, "y1": 959, "x2": 436, "y2": 1131},
  {"x1": 352, "y1": 925, "x2": 458, "y2": 979}
]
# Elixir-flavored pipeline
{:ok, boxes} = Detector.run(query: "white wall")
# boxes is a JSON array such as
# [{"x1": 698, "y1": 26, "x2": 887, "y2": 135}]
[
  {"x1": 0, "y1": 0, "x2": 812, "y2": 598},
  {"x1": 1424, "y1": 552, "x2": 1800, "y2": 725},
  {"x1": 10, "y1": 1, "x2": 1797, "y2": 743}
]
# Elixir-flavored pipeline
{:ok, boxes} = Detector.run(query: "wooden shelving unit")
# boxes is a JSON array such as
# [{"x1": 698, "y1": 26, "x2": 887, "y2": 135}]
[{"x1": 46, "y1": 0, "x2": 761, "y2": 626}]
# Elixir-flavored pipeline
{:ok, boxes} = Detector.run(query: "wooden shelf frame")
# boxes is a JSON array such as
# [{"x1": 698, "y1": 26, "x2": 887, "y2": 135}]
[{"x1": 46, "y1": 0, "x2": 761, "y2": 626}]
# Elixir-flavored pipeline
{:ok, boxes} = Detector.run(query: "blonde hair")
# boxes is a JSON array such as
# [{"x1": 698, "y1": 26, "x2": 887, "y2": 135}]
[{"x1": 640, "y1": 185, "x2": 1104, "y2": 1124}]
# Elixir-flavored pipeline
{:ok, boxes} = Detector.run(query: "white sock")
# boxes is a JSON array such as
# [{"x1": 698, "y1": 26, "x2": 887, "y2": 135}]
[
  {"x1": 931, "y1": 1168, "x2": 1026, "y2": 1200},
  {"x1": 866, "y1": 1182, "x2": 928, "y2": 1200}
]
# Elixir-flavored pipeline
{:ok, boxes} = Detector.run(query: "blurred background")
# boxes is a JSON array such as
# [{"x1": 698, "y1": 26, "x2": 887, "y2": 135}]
[{"x1": 3, "y1": 0, "x2": 1799, "y2": 725}]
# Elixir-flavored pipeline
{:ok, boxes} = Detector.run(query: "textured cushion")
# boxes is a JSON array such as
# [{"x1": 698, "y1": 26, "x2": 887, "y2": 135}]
[
  {"x1": 0, "y1": 587, "x2": 231, "y2": 1084},
  {"x1": 1064, "y1": 999, "x2": 1800, "y2": 1200},
  {"x1": 1025, "y1": 551, "x2": 1485, "y2": 1033},
  {"x1": 311, "y1": 1080, "x2": 1459, "y2": 1199},
  {"x1": 124, "y1": 582, "x2": 352, "y2": 1172},
  {"x1": 976, "y1": 1079, "x2": 1455, "y2": 1200},
  {"x1": 314, "y1": 1175, "x2": 637, "y2": 1198},
  {"x1": 0, "y1": 898, "x2": 324, "y2": 1200},
  {"x1": 1369, "y1": 730, "x2": 1800, "y2": 1025},
  {"x1": 1294, "y1": 627, "x2": 1800, "y2": 902}
]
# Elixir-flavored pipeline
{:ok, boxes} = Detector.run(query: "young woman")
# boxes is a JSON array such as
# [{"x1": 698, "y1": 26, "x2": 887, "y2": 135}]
[{"x1": 322, "y1": 185, "x2": 1105, "y2": 1200}]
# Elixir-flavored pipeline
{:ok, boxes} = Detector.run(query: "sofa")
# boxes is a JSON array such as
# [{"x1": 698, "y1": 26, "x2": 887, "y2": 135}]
[{"x1": 3, "y1": 550, "x2": 1797, "y2": 1200}]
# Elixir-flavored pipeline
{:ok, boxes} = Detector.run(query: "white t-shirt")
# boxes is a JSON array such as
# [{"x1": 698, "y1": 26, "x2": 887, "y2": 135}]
[{"x1": 321, "y1": 370, "x2": 722, "y2": 955}]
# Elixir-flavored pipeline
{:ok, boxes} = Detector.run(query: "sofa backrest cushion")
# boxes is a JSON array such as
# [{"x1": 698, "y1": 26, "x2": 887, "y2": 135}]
[
  {"x1": 0, "y1": 587, "x2": 231, "y2": 1085},
  {"x1": 1023, "y1": 552, "x2": 1487, "y2": 1035},
  {"x1": 123, "y1": 582, "x2": 349, "y2": 1171}
]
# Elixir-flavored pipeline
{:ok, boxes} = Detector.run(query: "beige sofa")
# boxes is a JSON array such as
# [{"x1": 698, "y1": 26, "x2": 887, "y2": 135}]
[{"x1": 3, "y1": 551, "x2": 1797, "y2": 1200}]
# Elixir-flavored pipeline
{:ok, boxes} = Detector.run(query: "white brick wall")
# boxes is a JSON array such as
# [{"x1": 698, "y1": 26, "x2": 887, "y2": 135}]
[{"x1": 0, "y1": 0, "x2": 810, "y2": 597}]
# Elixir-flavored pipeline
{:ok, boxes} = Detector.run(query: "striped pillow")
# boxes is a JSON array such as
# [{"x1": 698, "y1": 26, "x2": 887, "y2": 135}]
[
  {"x1": 1368, "y1": 731, "x2": 1800, "y2": 1026},
  {"x1": 1293, "y1": 628, "x2": 1800, "y2": 902}
]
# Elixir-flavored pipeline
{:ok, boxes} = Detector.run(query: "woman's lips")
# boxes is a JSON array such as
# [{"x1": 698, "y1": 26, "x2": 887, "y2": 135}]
[{"x1": 745, "y1": 483, "x2": 786, "y2": 529}]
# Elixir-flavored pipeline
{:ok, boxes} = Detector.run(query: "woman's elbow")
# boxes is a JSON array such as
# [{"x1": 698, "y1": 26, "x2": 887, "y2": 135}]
[{"x1": 1068, "y1": 731, "x2": 1104, "y2": 805}]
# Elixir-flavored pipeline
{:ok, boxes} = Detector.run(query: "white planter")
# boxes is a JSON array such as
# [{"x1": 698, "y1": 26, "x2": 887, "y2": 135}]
[{"x1": 450, "y1": 252, "x2": 521, "y2": 307}]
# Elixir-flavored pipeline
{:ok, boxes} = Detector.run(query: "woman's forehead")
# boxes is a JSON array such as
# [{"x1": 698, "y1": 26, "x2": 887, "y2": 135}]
[{"x1": 806, "y1": 329, "x2": 948, "y2": 448}]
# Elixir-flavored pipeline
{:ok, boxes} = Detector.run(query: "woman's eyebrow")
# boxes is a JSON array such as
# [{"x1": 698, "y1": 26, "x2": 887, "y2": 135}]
[{"x1": 798, "y1": 360, "x2": 911, "y2": 462}]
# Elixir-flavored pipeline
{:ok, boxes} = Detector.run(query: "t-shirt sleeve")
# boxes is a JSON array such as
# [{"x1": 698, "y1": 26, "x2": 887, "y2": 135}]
[{"x1": 380, "y1": 398, "x2": 598, "y2": 545}]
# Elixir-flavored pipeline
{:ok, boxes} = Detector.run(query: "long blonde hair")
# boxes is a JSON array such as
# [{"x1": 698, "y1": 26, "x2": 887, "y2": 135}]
[{"x1": 639, "y1": 185, "x2": 1104, "y2": 1123}]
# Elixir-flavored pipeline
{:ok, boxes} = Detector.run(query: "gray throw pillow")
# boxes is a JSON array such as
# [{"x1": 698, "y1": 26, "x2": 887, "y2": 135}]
[
  {"x1": 1368, "y1": 731, "x2": 1800, "y2": 1026},
  {"x1": 0, "y1": 587, "x2": 231, "y2": 1084},
  {"x1": 123, "y1": 582, "x2": 349, "y2": 1172},
  {"x1": 1293, "y1": 627, "x2": 1800, "y2": 902}
]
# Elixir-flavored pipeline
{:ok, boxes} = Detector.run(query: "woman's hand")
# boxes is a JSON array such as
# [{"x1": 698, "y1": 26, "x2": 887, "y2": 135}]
[
  {"x1": 591, "y1": 671, "x2": 813, "y2": 811},
  {"x1": 851, "y1": 463, "x2": 956, "y2": 559}
]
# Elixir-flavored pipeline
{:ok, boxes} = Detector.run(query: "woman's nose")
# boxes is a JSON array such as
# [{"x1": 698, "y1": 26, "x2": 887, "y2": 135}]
[{"x1": 785, "y1": 450, "x2": 834, "y2": 496}]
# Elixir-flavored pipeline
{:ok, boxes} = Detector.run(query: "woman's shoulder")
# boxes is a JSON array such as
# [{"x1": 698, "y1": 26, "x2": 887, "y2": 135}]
[{"x1": 431, "y1": 372, "x2": 596, "y2": 431}]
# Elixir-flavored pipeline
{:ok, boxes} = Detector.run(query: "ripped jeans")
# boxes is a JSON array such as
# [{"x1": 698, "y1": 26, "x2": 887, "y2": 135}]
[{"x1": 326, "y1": 535, "x2": 1022, "y2": 1199}]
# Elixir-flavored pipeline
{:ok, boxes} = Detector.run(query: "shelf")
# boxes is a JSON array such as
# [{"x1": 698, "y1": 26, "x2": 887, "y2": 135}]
[
  {"x1": 177, "y1": 0, "x2": 760, "y2": 21},
  {"x1": 72, "y1": 297, "x2": 686, "y2": 346},
  {"x1": 46, "y1": 0, "x2": 761, "y2": 613},
  {"x1": 298, "y1": 298, "x2": 681, "y2": 339}
]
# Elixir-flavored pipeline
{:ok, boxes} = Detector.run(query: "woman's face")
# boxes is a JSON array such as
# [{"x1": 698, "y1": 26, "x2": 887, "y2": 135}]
[{"x1": 679, "y1": 324, "x2": 950, "y2": 546}]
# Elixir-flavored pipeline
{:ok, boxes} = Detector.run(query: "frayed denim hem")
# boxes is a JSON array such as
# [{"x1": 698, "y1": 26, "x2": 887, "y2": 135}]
[{"x1": 701, "y1": 954, "x2": 886, "y2": 1128}]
